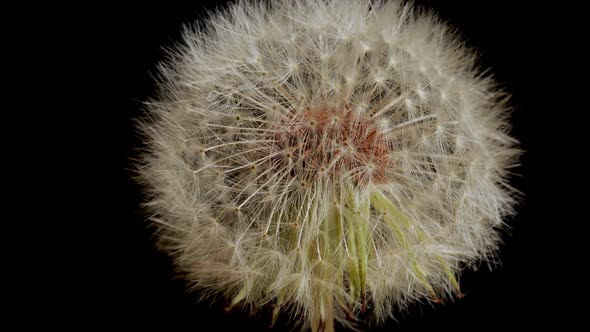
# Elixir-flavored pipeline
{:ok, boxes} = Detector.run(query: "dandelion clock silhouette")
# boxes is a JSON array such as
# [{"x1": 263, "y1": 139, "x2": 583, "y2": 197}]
[{"x1": 135, "y1": 0, "x2": 520, "y2": 331}]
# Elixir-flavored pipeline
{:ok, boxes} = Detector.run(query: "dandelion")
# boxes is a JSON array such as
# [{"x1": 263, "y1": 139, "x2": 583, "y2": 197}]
[{"x1": 136, "y1": 0, "x2": 520, "y2": 331}]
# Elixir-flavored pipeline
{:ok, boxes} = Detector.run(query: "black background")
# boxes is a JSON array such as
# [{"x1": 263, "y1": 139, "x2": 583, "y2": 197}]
[{"x1": 2, "y1": 0, "x2": 588, "y2": 330}]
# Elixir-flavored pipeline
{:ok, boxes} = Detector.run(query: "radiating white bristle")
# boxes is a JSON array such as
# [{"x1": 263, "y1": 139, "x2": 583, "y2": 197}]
[{"x1": 136, "y1": 1, "x2": 520, "y2": 331}]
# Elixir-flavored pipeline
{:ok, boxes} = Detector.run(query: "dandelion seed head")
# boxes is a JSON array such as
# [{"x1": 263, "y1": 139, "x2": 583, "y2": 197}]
[{"x1": 136, "y1": 0, "x2": 520, "y2": 331}]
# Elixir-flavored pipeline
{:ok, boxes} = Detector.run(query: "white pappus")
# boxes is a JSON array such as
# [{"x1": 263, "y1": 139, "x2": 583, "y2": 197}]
[{"x1": 136, "y1": 0, "x2": 521, "y2": 331}]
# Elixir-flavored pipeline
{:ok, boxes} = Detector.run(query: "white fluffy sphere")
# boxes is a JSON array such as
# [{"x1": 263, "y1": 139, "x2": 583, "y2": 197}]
[{"x1": 137, "y1": 1, "x2": 520, "y2": 330}]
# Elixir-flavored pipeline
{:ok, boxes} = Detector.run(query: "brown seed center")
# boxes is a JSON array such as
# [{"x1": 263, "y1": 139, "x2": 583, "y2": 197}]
[{"x1": 272, "y1": 105, "x2": 394, "y2": 186}]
